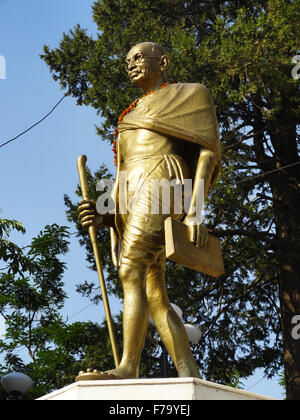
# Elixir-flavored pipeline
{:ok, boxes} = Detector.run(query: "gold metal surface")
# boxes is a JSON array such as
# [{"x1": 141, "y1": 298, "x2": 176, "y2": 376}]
[
  {"x1": 165, "y1": 217, "x2": 224, "y2": 277},
  {"x1": 76, "y1": 42, "x2": 222, "y2": 381},
  {"x1": 77, "y1": 155, "x2": 120, "y2": 369}
]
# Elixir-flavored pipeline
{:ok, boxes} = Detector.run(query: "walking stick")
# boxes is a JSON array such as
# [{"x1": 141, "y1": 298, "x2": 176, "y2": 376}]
[{"x1": 77, "y1": 155, "x2": 120, "y2": 368}]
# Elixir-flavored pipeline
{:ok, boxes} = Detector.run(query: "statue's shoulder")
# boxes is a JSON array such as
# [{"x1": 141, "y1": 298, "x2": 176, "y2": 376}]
[
  {"x1": 173, "y1": 82, "x2": 209, "y2": 93},
  {"x1": 173, "y1": 82, "x2": 212, "y2": 100}
]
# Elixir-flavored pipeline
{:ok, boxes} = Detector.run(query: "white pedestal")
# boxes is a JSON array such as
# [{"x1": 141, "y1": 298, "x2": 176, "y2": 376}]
[{"x1": 37, "y1": 377, "x2": 276, "y2": 400}]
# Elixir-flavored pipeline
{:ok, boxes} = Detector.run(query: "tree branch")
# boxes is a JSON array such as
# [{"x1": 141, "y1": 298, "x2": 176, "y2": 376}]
[{"x1": 213, "y1": 228, "x2": 277, "y2": 244}]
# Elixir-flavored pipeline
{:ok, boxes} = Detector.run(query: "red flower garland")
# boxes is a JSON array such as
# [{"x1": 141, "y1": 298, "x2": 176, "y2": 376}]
[{"x1": 112, "y1": 82, "x2": 170, "y2": 166}]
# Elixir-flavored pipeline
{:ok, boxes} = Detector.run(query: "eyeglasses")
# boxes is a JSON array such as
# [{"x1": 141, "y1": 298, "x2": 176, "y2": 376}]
[{"x1": 125, "y1": 53, "x2": 161, "y2": 71}]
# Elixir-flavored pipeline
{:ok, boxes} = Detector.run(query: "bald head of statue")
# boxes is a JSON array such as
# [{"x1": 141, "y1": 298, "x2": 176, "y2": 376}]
[{"x1": 125, "y1": 42, "x2": 169, "y2": 92}]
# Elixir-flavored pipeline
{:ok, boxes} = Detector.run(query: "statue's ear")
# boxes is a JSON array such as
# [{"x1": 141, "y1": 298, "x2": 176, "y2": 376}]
[{"x1": 160, "y1": 55, "x2": 169, "y2": 72}]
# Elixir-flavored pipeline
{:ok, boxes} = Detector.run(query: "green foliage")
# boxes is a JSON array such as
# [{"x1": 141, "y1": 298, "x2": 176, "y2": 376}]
[
  {"x1": 224, "y1": 369, "x2": 244, "y2": 389},
  {"x1": 25, "y1": 319, "x2": 122, "y2": 399},
  {"x1": 0, "y1": 222, "x2": 70, "y2": 398},
  {"x1": 278, "y1": 370, "x2": 286, "y2": 390},
  {"x1": 0, "y1": 217, "x2": 32, "y2": 275},
  {"x1": 0, "y1": 220, "x2": 123, "y2": 399}
]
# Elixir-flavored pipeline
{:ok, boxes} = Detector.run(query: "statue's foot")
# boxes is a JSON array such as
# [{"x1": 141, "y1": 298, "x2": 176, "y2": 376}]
[{"x1": 75, "y1": 366, "x2": 137, "y2": 382}]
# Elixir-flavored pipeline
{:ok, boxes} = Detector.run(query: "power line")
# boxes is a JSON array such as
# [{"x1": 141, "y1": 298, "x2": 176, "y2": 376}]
[
  {"x1": 0, "y1": 301, "x2": 99, "y2": 360},
  {"x1": 234, "y1": 161, "x2": 300, "y2": 185},
  {"x1": 0, "y1": 91, "x2": 299, "y2": 187},
  {"x1": 66, "y1": 303, "x2": 94, "y2": 322},
  {"x1": 0, "y1": 93, "x2": 68, "y2": 149},
  {"x1": 0, "y1": 159, "x2": 299, "y2": 253},
  {"x1": 246, "y1": 376, "x2": 265, "y2": 391}
]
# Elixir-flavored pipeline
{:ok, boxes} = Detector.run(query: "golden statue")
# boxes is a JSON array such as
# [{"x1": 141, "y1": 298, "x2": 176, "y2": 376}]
[{"x1": 76, "y1": 42, "x2": 221, "y2": 381}]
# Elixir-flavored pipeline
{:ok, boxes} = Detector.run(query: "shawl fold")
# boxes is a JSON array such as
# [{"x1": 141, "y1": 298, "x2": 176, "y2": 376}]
[
  {"x1": 119, "y1": 82, "x2": 221, "y2": 160},
  {"x1": 110, "y1": 83, "x2": 221, "y2": 267}
]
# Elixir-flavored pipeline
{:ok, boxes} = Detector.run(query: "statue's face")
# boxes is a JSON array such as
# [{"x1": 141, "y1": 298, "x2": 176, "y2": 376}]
[{"x1": 125, "y1": 43, "x2": 163, "y2": 88}]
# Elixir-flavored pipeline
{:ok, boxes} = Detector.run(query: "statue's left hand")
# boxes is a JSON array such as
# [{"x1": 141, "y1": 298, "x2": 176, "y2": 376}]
[{"x1": 183, "y1": 216, "x2": 209, "y2": 248}]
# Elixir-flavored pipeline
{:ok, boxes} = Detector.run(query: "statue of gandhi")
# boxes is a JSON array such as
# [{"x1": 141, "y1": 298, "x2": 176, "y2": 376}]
[{"x1": 77, "y1": 42, "x2": 221, "y2": 380}]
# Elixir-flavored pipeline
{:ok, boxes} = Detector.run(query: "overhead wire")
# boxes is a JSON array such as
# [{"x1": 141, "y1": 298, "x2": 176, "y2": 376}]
[
  {"x1": 246, "y1": 376, "x2": 266, "y2": 392},
  {"x1": 0, "y1": 158, "x2": 298, "y2": 253},
  {"x1": 0, "y1": 97, "x2": 299, "y2": 342},
  {"x1": 0, "y1": 91, "x2": 298, "y2": 180},
  {"x1": 0, "y1": 92, "x2": 296, "y2": 394},
  {"x1": 0, "y1": 90, "x2": 299, "y2": 189},
  {"x1": 234, "y1": 160, "x2": 300, "y2": 185},
  {"x1": 0, "y1": 93, "x2": 68, "y2": 149}
]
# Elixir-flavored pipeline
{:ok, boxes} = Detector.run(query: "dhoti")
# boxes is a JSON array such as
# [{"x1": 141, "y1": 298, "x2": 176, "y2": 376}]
[{"x1": 115, "y1": 154, "x2": 190, "y2": 269}]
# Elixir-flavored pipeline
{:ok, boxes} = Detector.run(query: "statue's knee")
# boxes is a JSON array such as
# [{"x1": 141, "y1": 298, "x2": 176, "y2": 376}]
[
  {"x1": 119, "y1": 260, "x2": 147, "y2": 285},
  {"x1": 118, "y1": 263, "x2": 132, "y2": 284}
]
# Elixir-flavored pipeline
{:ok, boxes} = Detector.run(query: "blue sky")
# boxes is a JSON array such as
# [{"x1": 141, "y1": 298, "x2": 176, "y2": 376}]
[
  {"x1": 0, "y1": 0, "x2": 118, "y2": 320},
  {"x1": 0, "y1": 0, "x2": 283, "y2": 399}
]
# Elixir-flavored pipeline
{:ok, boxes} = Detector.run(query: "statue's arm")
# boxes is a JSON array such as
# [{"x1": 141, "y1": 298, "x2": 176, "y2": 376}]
[
  {"x1": 189, "y1": 147, "x2": 217, "y2": 208},
  {"x1": 183, "y1": 147, "x2": 217, "y2": 247}
]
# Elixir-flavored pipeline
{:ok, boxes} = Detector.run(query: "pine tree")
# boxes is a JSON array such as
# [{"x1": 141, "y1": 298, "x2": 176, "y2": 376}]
[{"x1": 42, "y1": 0, "x2": 300, "y2": 399}]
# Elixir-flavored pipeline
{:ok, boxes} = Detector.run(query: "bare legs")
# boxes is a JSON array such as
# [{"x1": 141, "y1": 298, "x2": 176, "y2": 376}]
[
  {"x1": 101, "y1": 253, "x2": 200, "y2": 380},
  {"x1": 146, "y1": 254, "x2": 200, "y2": 378},
  {"x1": 110, "y1": 261, "x2": 150, "y2": 379}
]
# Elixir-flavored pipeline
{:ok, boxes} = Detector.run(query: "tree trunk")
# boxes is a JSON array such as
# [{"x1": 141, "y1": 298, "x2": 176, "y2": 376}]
[
  {"x1": 270, "y1": 118, "x2": 300, "y2": 400},
  {"x1": 277, "y1": 240, "x2": 300, "y2": 400},
  {"x1": 252, "y1": 97, "x2": 300, "y2": 399}
]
